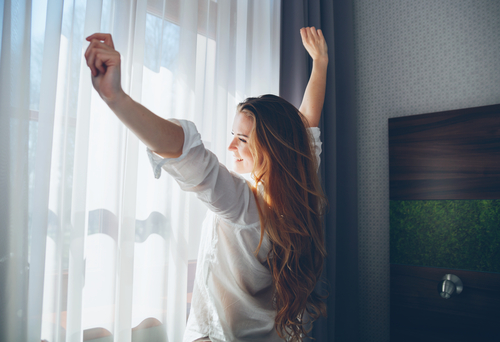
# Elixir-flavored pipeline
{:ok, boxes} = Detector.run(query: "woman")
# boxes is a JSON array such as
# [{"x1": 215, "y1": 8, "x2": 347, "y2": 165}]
[{"x1": 85, "y1": 26, "x2": 328, "y2": 342}]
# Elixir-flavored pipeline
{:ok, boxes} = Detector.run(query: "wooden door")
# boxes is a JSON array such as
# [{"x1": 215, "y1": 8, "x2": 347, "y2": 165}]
[{"x1": 389, "y1": 104, "x2": 500, "y2": 341}]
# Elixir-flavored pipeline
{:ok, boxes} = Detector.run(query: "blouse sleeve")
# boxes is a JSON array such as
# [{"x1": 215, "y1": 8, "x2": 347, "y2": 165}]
[
  {"x1": 308, "y1": 126, "x2": 322, "y2": 171},
  {"x1": 146, "y1": 119, "x2": 259, "y2": 226}
]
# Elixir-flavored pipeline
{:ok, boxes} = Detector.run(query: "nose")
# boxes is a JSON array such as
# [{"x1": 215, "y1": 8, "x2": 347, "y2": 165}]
[{"x1": 228, "y1": 137, "x2": 237, "y2": 151}]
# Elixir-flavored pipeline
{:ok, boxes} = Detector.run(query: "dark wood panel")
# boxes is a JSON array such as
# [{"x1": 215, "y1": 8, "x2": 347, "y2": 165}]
[
  {"x1": 389, "y1": 104, "x2": 500, "y2": 200},
  {"x1": 390, "y1": 264, "x2": 500, "y2": 341}
]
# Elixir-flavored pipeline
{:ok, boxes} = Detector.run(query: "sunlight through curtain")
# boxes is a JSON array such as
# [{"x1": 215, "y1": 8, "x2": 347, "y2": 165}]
[{"x1": 0, "y1": 0, "x2": 280, "y2": 341}]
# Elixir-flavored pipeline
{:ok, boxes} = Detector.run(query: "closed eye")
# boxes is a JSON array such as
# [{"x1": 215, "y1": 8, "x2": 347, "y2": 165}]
[{"x1": 231, "y1": 131, "x2": 247, "y2": 143}]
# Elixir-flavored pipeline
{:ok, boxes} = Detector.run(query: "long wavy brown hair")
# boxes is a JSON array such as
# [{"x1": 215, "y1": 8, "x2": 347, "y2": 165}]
[{"x1": 237, "y1": 94, "x2": 327, "y2": 341}]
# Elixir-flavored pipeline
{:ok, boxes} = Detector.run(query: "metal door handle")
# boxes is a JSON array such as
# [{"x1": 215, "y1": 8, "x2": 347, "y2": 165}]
[{"x1": 438, "y1": 274, "x2": 463, "y2": 299}]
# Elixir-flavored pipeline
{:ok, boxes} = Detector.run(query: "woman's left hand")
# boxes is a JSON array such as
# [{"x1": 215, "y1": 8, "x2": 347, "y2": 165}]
[
  {"x1": 300, "y1": 27, "x2": 328, "y2": 63},
  {"x1": 298, "y1": 27, "x2": 328, "y2": 128}
]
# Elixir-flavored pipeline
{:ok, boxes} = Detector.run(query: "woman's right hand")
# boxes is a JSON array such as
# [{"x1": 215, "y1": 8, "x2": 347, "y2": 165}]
[
  {"x1": 83, "y1": 33, "x2": 184, "y2": 158},
  {"x1": 84, "y1": 33, "x2": 126, "y2": 105}
]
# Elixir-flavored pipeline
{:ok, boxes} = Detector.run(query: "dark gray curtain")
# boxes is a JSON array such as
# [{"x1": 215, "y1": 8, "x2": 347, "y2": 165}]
[{"x1": 279, "y1": 1, "x2": 359, "y2": 341}]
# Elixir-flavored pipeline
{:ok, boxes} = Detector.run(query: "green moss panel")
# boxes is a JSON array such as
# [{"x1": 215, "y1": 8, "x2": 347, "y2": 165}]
[{"x1": 390, "y1": 200, "x2": 500, "y2": 273}]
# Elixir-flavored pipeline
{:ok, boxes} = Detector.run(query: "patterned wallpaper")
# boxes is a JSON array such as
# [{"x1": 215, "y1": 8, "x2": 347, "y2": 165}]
[{"x1": 352, "y1": 0, "x2": 500, "y2": 340}]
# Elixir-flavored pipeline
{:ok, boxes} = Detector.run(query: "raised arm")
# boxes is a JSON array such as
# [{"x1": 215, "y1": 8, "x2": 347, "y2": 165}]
[
  {"x1": 84, "y1": 33, "x2": 184, "y2": 158},
  {"x1": 299, "y1": 27, "x2": 328, "y2": 128}
]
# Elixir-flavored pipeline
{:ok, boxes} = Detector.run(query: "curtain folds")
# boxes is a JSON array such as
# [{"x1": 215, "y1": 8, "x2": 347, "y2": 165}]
[
  {"x1": 0, "y1": 1, "x2": 32, "y2": 341},
  {"x1": 280, "y1": 1, "x2": 359, "y2": 341},
  {"x1": 0, "y1": 0, "x2": 280, "y2": 341}
]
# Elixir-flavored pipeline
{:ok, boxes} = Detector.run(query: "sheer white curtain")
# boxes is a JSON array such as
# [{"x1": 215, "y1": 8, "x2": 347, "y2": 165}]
[{"x1": 0, "y1": 0, "x2": 280, "y2": 341}]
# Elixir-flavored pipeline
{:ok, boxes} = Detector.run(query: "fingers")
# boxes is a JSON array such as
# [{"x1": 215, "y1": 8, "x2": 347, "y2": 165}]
[
  {"x1": 94, "y1": 53, "x2": 107, "y2": 76},
  {"x1": 84, "y1": 38, "x2": 120, "y2": 77},
  {"x1": 85, "y1": 40, "x2": 104, "y2": 76},
  {"x1": 309, "y1": 26, "x2": 317, "y2": 38},
  {"x1": 300, "y1": 26, "x2": 328, "y2": 61},
  {"x1": 301, "y1": 27, "x2": 322, "y2": 42},
  {"x1": 86, "y1": 33, "x2": 115, "y2": 49},
  {"x1": 84, "y1": 41, "x2": 98, "y2": 76},
  {"x1": 300, "y1": 27, "x2": 308, "y2": 40}
]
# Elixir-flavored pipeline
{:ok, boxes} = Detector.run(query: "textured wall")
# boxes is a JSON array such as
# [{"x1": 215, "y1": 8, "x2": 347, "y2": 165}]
[{"x1": 352, "y1": 1, "x2": 500, "y2": 340}]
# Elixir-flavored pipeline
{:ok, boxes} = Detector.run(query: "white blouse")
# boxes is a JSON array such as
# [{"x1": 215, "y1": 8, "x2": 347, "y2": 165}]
[{"x1": 147, "y1": 119, "x2": 322, "y2": 342}]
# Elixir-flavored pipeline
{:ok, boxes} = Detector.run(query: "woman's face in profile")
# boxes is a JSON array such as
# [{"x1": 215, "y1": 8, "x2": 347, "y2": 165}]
[{"x1": 228, "y1": 111, "x2": 254, "y2": 174}]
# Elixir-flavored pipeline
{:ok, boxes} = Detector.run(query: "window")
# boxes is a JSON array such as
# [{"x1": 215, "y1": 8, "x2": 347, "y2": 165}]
[{"x1": 13, "y1": 0, "x2": 280, "y2": 340}]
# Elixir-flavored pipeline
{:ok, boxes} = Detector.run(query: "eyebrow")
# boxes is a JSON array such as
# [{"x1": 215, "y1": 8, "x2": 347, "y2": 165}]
[{"x1": 231, "y1": 131, "x2": 249, "y2": 138}]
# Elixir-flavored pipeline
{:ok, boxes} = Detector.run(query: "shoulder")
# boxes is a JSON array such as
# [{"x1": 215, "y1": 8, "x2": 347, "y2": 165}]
[{"x1": 214, "y1": 173, "x2": 261, "y2": 227}]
